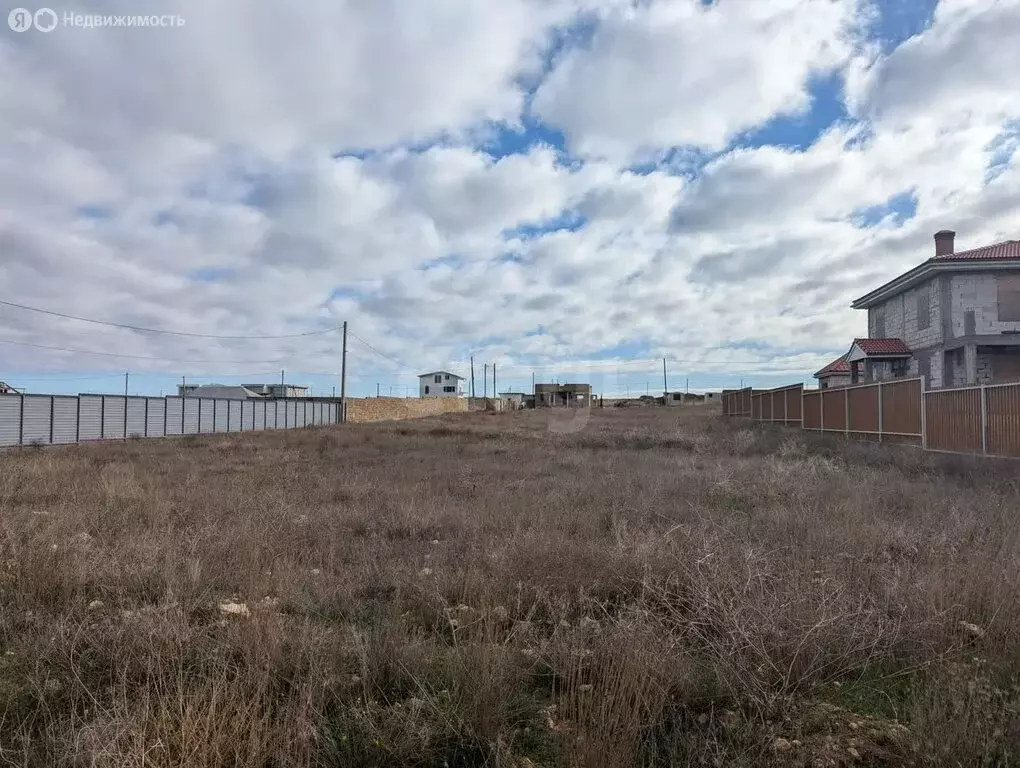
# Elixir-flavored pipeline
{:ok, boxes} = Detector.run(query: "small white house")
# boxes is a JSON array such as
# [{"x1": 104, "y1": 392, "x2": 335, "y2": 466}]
[{"x1": 419, "y1": 371, "x2": 465, "y2": 398}]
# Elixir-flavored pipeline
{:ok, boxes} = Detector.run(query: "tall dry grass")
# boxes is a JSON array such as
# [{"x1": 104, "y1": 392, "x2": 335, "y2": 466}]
[{"x1": 1, "y1": 407, "x2": 1019, "y2": 766}]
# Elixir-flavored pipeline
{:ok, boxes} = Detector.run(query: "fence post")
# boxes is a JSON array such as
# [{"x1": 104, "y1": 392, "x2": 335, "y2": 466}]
[
  {"x1": 163, "y1": 397, "x2": 168, "y2": 438},
  {"x1": 784, "y1": 388, "x2": 789, "y2": 425},
  {"x1": 100, "y1": 396, "x2": 105, "y2": 439},
  {"x1": 182, "y1": 397, "x2": 186, "y2": 434},
  {"x1": 75, "y1": 395, "x2": 81, "y2": 443},
  {"x1": 844, "y1": 387, "x2": 850, "y2": 438},
  {"x1": 213, "y1": 399, "x2": 217, "y2": 433},
  {"x1": 877, "y1": 381, "x2": 883, "y2": 443},
  {"x1": 49, "y1": 396, "x2": 55, "y2": 444},
  {"x1": 820, "y1": 390, "x2": 825, "y2": 432},
  {"x1": 198, "y1": 399, "x2": 202, "y2": 434},
  {"x1": 144, "y1": 398, "x2": 149, "y2": 438},
  {"x1": 123, "y1": 396, "x2": 128, "y2": 440},
  {"x1": 980, "y1": 384, "x2": 988, "y2": 455}
]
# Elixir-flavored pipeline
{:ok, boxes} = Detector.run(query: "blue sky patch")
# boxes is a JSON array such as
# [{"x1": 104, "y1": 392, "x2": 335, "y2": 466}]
[
  {"x1": 872, "y1": 0, "x2": 939, "y2": 51},
  {"x1": 732, "y1": 72, "x2": 848, "y2": 152},
  {"x1": 851, "y1": 189, "x2": 918, "y2": 228},
  {"x1": 985, "y1": 120, "x2": 1020, "y2": 183},
  {"x1": 503, "y1": 210, "x2": 587, "y2": 241},
  {"x1": 76, "y1": 204, "x2": 112, "y2": 220},
  {"x1": 188, "y1": 266, "x2": 235, "y2": 283}
]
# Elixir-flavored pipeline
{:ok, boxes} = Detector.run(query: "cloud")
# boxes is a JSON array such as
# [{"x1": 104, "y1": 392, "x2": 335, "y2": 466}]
[
  {"x1": 1, "y1": 0, "x2": 1019, "y2": 392},
  {"x1": 533, "y1": 0, "x2": 865, "y2": 161}
]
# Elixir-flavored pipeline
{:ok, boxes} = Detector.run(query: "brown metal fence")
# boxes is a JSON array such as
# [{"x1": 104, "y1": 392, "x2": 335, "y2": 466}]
[
  {"x1": 821, "y1": 387, "x2": 847, "y2": 432},
  {"x1": 986, "y1": 384, "x2": 1020, "y2": 458},
  {"x1": 750, "y1": 385, "x2": 804, "y2": 425},
  {"x1": 723, "y1": 378, "x2": 1020, "y2": 458},
  {"x1": 802, "y1": 390, "x2": 821, "y2": 430},
  {"x1": 925, "y1": 387, "x2": 983, "y2": 454},
  {"x1": 881, "y1": 378, "x2": 923, "y2": 438},
  {"x1": 722, "y1": 388, "x2": 753, "y2": 417}
]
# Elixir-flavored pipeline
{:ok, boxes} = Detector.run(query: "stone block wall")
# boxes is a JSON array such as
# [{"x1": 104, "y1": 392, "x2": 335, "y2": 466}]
[
  {"x1": 869, "y1": 277, "x2": 942, "y2": 348},
  {"x1": 345, "y1": 397, "x2": 468, "y2": 423}
]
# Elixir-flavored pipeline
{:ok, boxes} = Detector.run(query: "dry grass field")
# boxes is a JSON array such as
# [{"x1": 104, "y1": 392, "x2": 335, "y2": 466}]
[{"x1": 1, "y1": 406, "x2": 1019, "y2": 767}]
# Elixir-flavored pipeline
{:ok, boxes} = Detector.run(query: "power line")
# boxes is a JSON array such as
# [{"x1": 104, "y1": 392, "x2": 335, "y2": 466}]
[
  {"x1": 0, "y1": 337, "x2": 289, "y2": 364},
  {"x1": 0, "y1": 299, "x2": 341, "y2": 339},
  {"x1": 348, "y1": 334, "x2": 408, "y2": 369}
]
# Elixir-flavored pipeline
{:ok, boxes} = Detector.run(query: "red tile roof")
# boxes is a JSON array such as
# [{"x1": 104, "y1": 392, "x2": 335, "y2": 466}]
[
  {"x1": 852, "y1": 338, "x2": 911, "y2": 356},
  {"x1": 936, "y1": 240, "x2": 1020, "y2": 261},
  {"x1": 815, "y1": 354, "x2": 851, "y2": 378}
]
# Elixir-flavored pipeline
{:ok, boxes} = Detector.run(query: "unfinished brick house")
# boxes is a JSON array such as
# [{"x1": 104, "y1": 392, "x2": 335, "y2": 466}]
[
  {"x1": 849, "y1": 230, "x2": 1020, "y2": 388},
  {"x1": 534, "y1": 382, "x2": 593, "y2": 407}
]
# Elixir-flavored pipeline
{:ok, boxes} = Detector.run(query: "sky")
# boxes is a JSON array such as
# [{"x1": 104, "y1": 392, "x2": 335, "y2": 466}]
[{"x1": 1, "y1": 0, "x2": 1019, "y2": 398}]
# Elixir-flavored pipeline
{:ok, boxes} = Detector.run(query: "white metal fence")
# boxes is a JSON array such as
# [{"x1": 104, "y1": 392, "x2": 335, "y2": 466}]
[{"x1": 0, "y1": 394, "x2": 340, "y2": 447}]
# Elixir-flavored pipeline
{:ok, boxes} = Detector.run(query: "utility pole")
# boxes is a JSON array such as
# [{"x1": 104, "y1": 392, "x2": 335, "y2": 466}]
[
  {"x1": 686, "y1": 377, "x2": 689, "y2": 395},
  {"x1": 332, "y1": 386, "x2": 336, "y2": 398},
  {"x1": 281, "y1": 369, "x2": 285, "y2": 386},
  {"x1": 377, "y1": 383, "x2": 380, "y2": 397},
  {"x1": 470, "y1": 356, "x2": 476, "y2": 398},
  {"x1": 340, "y1": 321, "x2": 348, "y2": 423},
  {"x1": 124, "y1": 372, "x2": 129, "y2": 397},
  {"x1": 181, "y1": 375, "x2": 185, "y2": 397},
  {"x1": 484, "y1": 364, "x2": 488, "y2": 398},
  {"x1": 532, "y1": 371, "x2": 535, "y2": 394},
  {"x1": 493, "y1": 363, "x2": 497, "y2": 396},
  {"x1": 662, "y1": 358, "x2": 667, "y2": 396}
]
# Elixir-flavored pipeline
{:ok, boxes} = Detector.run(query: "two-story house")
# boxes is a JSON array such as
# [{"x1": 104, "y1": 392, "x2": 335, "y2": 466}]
[
  {"x1": 418, "y1": 371, "x2": 465, "y2": 398},
  {"x1": 848, "y1": 230, "x2": 1020, "y2": 388}
]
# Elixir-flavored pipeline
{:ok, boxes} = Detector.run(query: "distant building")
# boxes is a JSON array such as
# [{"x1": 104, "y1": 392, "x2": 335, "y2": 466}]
[
  {"x1": 178, "y1": 384, "x2": 266, "y2": 399},
  {"x1": 241, "y1": 383, "x2": 309, "y2": 398},
  {"x1": 419, "y1": 371, "x2": 465, "y2": 398},
  {"x1": 0, "y1": 381, "x2": 18, "y2": 395},
  {"x1": 499, "y1": 392, "x2": 527, "y2": 410},
  {"x1": 813, "y1": 354, "x2": 853, "y2": 389},
  {"x1": 534, "y1": 383, "x2": 592, "y2": 407}
]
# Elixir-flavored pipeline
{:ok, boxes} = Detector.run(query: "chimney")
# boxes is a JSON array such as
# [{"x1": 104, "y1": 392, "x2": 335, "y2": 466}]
[{"x1": 934, "y1": 229, "x2": 955, "y2": 257}]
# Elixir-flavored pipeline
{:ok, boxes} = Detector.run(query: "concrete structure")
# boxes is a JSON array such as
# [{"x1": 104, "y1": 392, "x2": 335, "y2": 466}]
[
  {"x1": 0, "y1": 381, "x2": 19, "y2": 395},
  {"x1": 499, "y1": 392, "x2": 526, "y2": 410},
  {"x1": 851, "y1": 231, "x2": 1020, "y2": 388},
  {"x1": 178, "y1": 384, "x2": 265, "y2": 399},
  {"x1": 418, "y1": 371, "x2": 465, "y2": 398},
  {"x1": 534, "y1": 382, "x2": 593, "y2": 407},
  {"x1": 242, "y1": 383, "x2": 310, "y2": 398}
]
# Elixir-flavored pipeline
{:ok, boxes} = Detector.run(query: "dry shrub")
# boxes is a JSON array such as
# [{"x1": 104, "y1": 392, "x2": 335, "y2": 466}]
[{"x1": 1, "y1": 409, "x2": 1019, "y2": 766}]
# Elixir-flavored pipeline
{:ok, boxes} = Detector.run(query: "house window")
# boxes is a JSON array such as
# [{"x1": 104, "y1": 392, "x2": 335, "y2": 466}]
[
  {"x1": 999, "y1": 275, "x2": 1020, "y2": 322},
  {"x1": 872, "y1": 308, "x2": 886, "y2": 338},
  {"x1": 444, "y1": 374, "x2": 450, "y2": 381},
  {"x1": 443, "y1": 386, "x2": 456, "y2": 393},
  {"x1": 424, "y1": 385, "x2": 430, "y2": 394},
  {"x1": 891, "y1": 359, "x2": 908, "y2": 378},
  {"x1": 434, "y1": 375, "x2": 442, "y2": 384},
  {"x1": 917, "y1": 287, "x2": 931, "y2": 331}
]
